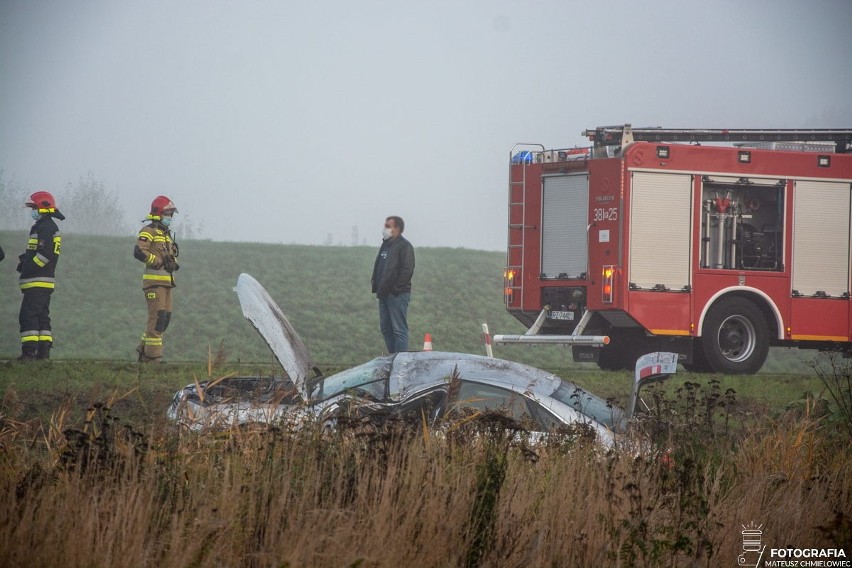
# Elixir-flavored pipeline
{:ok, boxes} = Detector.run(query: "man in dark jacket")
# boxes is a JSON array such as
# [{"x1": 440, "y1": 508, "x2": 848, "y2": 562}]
[
  {"x1": 17, "y1": 191, "x2": 64, "y2": 360},
  {"x1": 371, "y1": 216, "x2": 415, "y2": 353}
]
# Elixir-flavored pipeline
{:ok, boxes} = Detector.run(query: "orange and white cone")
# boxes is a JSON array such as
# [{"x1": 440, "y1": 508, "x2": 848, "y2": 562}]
[{"x1": 422, "y1": 333, "x2": 433, "y2": 351}]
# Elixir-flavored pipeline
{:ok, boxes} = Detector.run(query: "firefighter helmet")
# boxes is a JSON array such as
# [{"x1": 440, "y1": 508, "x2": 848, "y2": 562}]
[
  {"x1": 26, "y1": 191, "x2": 58, "y2": 213},
  {"x1": 150, "y1": 195, "x2": 178, "y2": 217}
]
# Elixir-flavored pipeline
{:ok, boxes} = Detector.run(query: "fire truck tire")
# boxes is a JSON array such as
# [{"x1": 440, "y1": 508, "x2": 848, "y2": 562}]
[{"x1": 700, "y1": 297, "x2": 769, "y2": 374}]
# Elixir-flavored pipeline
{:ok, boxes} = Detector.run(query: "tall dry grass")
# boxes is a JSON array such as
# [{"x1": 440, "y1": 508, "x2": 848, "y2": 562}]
[{"x1": 1, "y1": 393, "x2": 850, "y2": 567}]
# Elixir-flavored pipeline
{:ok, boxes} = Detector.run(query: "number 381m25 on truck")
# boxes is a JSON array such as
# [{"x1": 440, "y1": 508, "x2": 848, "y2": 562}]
[{"x1": 503, "y1": 125, "x2": 852, "y2": 374}]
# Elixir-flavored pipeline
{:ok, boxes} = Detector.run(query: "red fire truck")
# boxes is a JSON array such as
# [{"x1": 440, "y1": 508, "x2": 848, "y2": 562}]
[{"x1": 503, "y1": 125, "x2": 852, "y2": 374}]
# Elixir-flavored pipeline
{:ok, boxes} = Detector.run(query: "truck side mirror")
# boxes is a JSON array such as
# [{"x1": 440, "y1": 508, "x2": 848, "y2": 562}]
[{"x1": 626, "y1": 352, "x2": 678, "y2": 419}]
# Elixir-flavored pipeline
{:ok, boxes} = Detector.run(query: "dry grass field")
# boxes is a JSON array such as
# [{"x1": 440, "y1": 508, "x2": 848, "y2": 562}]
[{"x1": 1, "y1": 363, "x2": 850, "y2": 568}]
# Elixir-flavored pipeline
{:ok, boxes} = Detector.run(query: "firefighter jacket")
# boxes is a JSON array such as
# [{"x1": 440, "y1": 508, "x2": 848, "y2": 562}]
[
  {"x1": 134, "y1": 222, "x2": 179, "y2": 289},
  {"x1": 17, "y1": 215, "x2": 62, "y2": 290}
]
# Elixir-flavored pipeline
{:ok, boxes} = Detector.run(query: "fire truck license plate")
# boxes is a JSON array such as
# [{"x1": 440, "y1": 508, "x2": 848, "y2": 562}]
[{"x1": 549, "y1": 310, "x2": 574, "y2": 321}]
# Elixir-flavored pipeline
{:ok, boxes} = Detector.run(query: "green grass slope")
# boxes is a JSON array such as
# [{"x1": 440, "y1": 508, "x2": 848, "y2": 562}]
[
  {"x1": 0, "y1": 230, "x2": 815, "y2": 372},
  {"x1": 0, "y1": 230, "x2": 539, "y2": 365}
]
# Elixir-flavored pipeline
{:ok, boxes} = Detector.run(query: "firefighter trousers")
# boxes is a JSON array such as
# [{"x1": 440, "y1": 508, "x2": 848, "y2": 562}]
[
  {"x1": 139, "y1": 286, "x2": 173, "y2": 362},
  {"x1": 19, "y1": 288, "x2": 53, "y2": 358}
]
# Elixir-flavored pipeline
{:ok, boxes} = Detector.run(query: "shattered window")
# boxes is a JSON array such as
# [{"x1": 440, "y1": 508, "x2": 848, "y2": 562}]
[
  {"x1": 455, "y1": 382, "x2": 533, "y2": 424},
  {"x1": 551, "y1": 381, "x2": 624, "y2": 430},
  {"x1": 526, "y1": 402, "x2": 562, "y2": 431},
  {"x1": 396, "y1": 389, "x2": 447, "y2": 425},
  {"x1": 315, "y1": 356, "x2": 392, "y2": 401}
]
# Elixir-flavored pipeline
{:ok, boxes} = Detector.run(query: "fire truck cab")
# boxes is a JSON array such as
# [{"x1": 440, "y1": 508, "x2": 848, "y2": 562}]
[{"x1": 505, "y1": 125, "x2": 852, "y2": 374}]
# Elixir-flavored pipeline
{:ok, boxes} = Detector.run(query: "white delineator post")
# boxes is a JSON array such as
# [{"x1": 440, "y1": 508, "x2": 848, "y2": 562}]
[{"x1": 482, "y1": 324, "x2": 493, "y2": 358}]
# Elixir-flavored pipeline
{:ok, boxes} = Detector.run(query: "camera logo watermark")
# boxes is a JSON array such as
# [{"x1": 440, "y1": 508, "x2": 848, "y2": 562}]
[
  {"x1": 736, "y1": 520, "x2": 849, "y2": 567},
  {"x1": 739, "y1": 521, "x2": 767, "y2": 567}
]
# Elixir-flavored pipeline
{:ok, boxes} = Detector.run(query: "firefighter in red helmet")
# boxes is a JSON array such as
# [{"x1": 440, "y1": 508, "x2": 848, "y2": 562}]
[
  {"x1": 16, "y1": 191, "x2": 64, "y2": 360},
  {"x1": 133, "y1": 196, "x2": 179, "y2": 363}
]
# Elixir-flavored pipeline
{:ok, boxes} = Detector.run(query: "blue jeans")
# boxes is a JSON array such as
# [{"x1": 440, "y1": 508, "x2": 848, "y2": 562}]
[{"x1": 378, "y1": 293, "x2": 410, "y2": 353}]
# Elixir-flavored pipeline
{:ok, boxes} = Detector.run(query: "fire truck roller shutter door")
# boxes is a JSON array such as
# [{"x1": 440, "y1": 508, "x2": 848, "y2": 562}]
[
  {"x1": 791, "y1": 180, "x2": 851, "y2": 298},
  {"x1": 541, "y1": 174, "x2": 589, "y2": 279},
  {"x1": 629, "y1": 172, "x2": 692, "y2": 291}
]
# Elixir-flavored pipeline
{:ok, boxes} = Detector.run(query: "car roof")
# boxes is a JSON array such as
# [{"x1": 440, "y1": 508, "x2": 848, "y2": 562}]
[
  {"x1": 388, "y1": 351, "x2": 625, "y2": 431},
  {"x1": 389, "y1": 351, "x2": 562, "y2": 400}
]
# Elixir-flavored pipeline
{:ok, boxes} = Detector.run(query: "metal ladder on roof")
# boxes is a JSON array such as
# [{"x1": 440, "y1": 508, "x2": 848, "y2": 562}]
[
  {"x1": 505, "y1": 144, "x2": 544, "y2": 311},
  {"x1": 583, "y1": 125, "x2": 852, "y2": 154}
]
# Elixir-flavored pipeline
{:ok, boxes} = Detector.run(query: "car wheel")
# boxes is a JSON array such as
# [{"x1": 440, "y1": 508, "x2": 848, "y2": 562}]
[{"x1": 700, "y1": 297, "x2": 769, "y2": 374}]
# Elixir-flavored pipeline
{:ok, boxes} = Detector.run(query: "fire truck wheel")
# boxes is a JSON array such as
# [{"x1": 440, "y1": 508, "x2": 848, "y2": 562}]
[{"x1": 701, "y1": 297, "x2": 769, "y2": 374}]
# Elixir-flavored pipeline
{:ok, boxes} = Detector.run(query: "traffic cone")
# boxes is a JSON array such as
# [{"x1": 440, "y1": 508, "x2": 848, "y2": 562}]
[{"x1": 422, "y1": 333, "x2": 433, "y2": 351}]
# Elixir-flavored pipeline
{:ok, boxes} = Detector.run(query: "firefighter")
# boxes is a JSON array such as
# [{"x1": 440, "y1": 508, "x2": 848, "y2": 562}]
[
  {"x1": 134, "y1": 196, "x2": 179, "y2": 363},
  {"x1": 16, "y1": 191, "x2": 64, "y2": 360}
]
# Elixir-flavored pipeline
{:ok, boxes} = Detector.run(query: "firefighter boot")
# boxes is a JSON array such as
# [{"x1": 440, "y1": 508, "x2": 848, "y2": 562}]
[
  {"x1": 37, "y1": 341, "x2": 52, "y2": 360},
  {"x1": 17, "y1": 344, "x2": 38, "y2": 362},
  {"x1": 140, "y1": 352, "x2": 163, "y2": 364},
  {"x1": 137, "y1": 338, "x2": 162, "y2": 363}
]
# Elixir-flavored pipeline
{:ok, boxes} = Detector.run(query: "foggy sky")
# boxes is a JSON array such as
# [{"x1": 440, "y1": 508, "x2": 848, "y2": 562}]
[{"x1": 2, "y1": 0, "x2": 851, "y2": 250}]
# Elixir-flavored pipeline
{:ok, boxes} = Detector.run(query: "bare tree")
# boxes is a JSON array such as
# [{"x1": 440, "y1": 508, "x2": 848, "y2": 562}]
[
  {"x1": 59, "y1": 172, "x2": 129, "y2": 235},
  {"x1": 0, "y1": 170, "x2": 31, "y2": 231},
  {"x1": 171, "y1": 214, "x2": 205, "y2": 240}
]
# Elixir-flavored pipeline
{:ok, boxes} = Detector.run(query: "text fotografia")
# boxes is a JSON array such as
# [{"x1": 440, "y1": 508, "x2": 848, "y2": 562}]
[{"x1": 763, "y1": 548, "x2": 848, "y2": 568}]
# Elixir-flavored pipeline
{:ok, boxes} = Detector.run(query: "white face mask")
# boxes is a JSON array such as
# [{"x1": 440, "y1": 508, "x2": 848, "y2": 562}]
[
  {"x1": 382, "y1": 227, "x2": 393, "y2": 240},
  {"x1": 31, "y1": 210, "x2": 41, "y2": 220}
]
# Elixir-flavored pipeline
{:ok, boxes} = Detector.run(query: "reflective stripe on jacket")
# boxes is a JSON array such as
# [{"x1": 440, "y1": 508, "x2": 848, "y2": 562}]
[
  {"x1": 135, "y1": 222, "x2": 178, "y2": 289},
  {"x1": 18, "y1": 217, "x2": 61, "y2": 290}
]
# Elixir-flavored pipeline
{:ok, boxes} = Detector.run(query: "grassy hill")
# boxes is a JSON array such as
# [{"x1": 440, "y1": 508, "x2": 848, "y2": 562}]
[
  {"x1": 0, "y1": 230, "x2": 540, "y2": 365},
  {"x1": 0, "y1": 230, "x2": 815, "y2": 372}
]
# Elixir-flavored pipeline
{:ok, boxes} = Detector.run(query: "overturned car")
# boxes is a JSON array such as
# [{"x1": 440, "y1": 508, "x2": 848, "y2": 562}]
[{"x1": 167, "y1": 274, "x2": 675, "y2": 445}]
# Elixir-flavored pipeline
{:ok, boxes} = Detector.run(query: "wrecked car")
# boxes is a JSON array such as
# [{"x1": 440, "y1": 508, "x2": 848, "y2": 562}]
[{"x1": 167, "y1": 274, "x2": 675, "y2": 445}]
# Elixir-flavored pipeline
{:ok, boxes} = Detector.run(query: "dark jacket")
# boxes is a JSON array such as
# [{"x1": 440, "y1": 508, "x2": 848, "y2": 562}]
[
  {"x1": 0, "y1": 246, "x2": 4, "y2": 262},
  {"x1": 17, "y1": 215, "x2": 62, "y2": 290},
  {"x1": 371, "y1": 235, "x2": 415, "y2": 299}
]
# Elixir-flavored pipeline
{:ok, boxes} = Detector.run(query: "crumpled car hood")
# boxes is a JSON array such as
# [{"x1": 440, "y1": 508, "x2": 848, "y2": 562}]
[{"x1": 234, "y1": 273, "x2": 314, "y2": 400}]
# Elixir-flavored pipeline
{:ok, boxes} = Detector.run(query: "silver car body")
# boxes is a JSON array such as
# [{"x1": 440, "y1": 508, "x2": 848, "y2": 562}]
[{"x1": 167, "y1": 274, "x2": 625, "y2": 444}]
